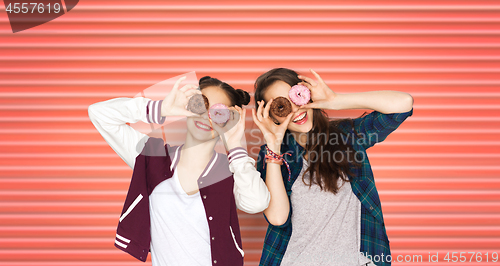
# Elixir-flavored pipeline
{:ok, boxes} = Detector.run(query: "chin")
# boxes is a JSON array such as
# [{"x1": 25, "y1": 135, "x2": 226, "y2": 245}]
[{"x1": 289, "y1": 122, "x2": 313, "y2": 134}]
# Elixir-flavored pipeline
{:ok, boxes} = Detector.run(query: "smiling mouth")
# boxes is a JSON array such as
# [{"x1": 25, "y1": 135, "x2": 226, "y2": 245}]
[
  {"x1": 293, "y1": 112, "x2": 307, "y2": 123},
  {"x1": 194, "y1": 121, "x2": 212, "y2": 131}
]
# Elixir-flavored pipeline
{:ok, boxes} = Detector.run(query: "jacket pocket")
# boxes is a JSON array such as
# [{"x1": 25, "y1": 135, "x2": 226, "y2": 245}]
[
  {"x1": 229, "y1": 225, "x2": 244, "y2": 257},
  {"x1": 119, "y1": 194, "x2": 143, "y2": 222}
]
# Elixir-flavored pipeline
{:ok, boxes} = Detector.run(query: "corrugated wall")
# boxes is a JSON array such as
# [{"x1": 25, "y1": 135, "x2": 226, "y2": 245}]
[{"x1": 1, "y1": 0, "x2": 500, "y2": 265}]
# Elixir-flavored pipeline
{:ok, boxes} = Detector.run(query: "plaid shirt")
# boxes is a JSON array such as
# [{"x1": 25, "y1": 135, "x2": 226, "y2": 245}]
[{"x1": 257, "y1": 108, "x2": 414, "y2": 266}]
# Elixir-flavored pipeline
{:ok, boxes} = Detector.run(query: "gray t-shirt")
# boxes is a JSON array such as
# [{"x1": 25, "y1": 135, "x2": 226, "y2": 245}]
[{"x1": 280, "y1": 158, "x2": 375, "y2": 266}]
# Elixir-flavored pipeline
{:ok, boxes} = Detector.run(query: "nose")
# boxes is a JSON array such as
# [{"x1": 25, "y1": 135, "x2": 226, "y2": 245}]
[
  {"x1": 201, "y1": 111, "x2": 209, "y2": 121},
  {"x1": 291, "y1": 103, "x2": 299, "y2": 113}
]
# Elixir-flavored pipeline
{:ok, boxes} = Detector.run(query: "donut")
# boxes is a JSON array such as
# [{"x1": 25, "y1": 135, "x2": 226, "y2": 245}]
[
  {"x1": 209, "y1": 103, "x2": 230, "y2": 124},
  {"x1": 288, "y1": 84, "x2": 311, "y2": 106},
  {"x1": 270, "y1": 96, "x2": 292, "y2": 117},
  {"x1": 187, "y1": 94, "x2": 209, "y2": 115}
]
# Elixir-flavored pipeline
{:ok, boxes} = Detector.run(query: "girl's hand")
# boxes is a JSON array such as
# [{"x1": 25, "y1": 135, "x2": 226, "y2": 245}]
[
  {"x1": 212, "y1": 106, "x2": 246, "y2": 151},
  {"x1": 251, "y1": 99, "x2": 294, "y2": 154},
  {"x1": 161, "y1": 76, "x2": 201, "y2": 117},
  {"x1": 298, "y1": 69, "x2": 338, "y2": 110}
]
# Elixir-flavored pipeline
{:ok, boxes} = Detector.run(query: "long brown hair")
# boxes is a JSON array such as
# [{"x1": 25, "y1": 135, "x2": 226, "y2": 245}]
[{"x1": 254, "y1": 68, "x2": 366, "y2": 194}]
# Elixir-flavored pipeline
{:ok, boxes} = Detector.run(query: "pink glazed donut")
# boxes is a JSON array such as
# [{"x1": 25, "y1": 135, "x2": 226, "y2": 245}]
[
  {"x1": 288, "y1": 84, "x2": 311, "y2": 106},
  {"x1": 209, "y1": 103, "x2": 231, "y2": 124}
]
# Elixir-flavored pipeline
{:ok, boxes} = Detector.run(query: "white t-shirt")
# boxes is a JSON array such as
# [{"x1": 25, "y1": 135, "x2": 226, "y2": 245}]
[
  {"x1": 88, "y1": 97, "x2": 271, "y2": 263},
  {"x1": 149, "y1": 167, "x2": 212, "y2": 266}
]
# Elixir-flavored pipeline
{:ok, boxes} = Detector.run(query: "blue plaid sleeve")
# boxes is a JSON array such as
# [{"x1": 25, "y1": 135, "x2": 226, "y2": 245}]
[
  {"x1": 257, "y1": 145, "x2": 293, "y2": 229},
  {"x1": 353, "y1": 107, "x2": 413, "y2": 150},
  {"x1": 256, "y1": 145, "x2": 267, "y2": 181}
]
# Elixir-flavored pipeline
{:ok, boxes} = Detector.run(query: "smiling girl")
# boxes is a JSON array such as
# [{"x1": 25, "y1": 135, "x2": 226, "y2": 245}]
[
  {"x1": 251, "y1": 68, "x2": 414, "y2": 266},
  {"x1": 88, "y1": 75, "x2": 270, "y2": 266}
]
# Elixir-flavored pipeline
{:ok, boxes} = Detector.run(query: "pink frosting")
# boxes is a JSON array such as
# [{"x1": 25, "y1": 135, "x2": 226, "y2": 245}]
[
  {"x1": 209, "y1": 103, "x2": 230, "y2": 124},
  {"x1": 288, "y1": 84, "x2": 311, "y2": 106}
]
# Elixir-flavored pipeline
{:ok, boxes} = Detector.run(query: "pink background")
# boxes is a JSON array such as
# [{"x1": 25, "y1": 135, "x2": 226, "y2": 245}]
[{"x1": 1, "y1": 0, "x2": 500, "y2": 265}]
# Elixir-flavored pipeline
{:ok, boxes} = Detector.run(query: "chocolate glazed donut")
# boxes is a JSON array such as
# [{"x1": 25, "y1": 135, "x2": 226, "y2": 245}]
[
  {"x1": 187, "y1": 94, "x2": 210, "y2": 115},
  {"x1": 270, "y1": 96, "x2": 292, "y2": 117}
]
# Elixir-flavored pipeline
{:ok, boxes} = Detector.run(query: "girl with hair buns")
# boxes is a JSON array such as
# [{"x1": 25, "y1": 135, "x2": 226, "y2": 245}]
[
  {"x1": 251, "y1": 68, "x2": 414, "y2": 266},
  {"x1": 88, "y1": 75, "x2": 270, "y2": 266}
]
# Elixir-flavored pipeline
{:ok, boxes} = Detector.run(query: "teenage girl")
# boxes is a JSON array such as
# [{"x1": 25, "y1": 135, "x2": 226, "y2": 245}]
[
  {"x1": 251, "y1": 68, "x2": 413, "y2": 266},
  {"x1": 88, "y1": 75, "x2": 270, "y2": 266}
]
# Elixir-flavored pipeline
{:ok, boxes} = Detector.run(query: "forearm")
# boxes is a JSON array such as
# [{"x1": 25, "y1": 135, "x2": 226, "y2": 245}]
[
  {"x1": 329, "y1": 90, "x2": 413, "y2": 113},
  {"x1": 229, "y1": 147, "x2": 271, "y2": 214},
  {"x1": 88, "y1": 97, "x2": 162, "y2": 169},
  {"x1": 263, "y1": 162, "x2": 290, "y2": 226}
]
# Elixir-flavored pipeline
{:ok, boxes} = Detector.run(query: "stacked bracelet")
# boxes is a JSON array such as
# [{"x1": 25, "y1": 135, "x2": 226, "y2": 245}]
[
  {"x1": 264, "y1": 155, "x2": 283, "y2": 165},
  {"x1": 264, "y1": 145, "x2": 292, "y2": 182}
]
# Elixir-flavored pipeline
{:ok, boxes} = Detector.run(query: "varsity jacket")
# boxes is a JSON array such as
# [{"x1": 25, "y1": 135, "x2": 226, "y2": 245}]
[{"x1": 88, "y1": 97, "x2": 271, "y2": 265}]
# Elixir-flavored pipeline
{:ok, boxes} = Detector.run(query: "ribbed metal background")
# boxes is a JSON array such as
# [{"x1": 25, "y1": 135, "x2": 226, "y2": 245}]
[{"x1": 1, "y1": 0, "x2": 500, "y2": 265}]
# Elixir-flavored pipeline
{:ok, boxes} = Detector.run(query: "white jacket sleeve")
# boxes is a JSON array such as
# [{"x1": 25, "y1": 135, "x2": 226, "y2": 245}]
[
  {"x1": 88, "y1": 97, "x2": 166, "y2": 169},
  {"x1": 228, "y1": 147, "x2": 271, "y2": 214}
]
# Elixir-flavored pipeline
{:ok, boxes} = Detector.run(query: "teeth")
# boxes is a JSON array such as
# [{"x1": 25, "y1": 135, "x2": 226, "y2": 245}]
[
  {"x1": 293, "y1": 113, "x2": 306, "y2": 122},
  {"x1": 196, "y1": 122, "x2": 211, "y2": 130}
]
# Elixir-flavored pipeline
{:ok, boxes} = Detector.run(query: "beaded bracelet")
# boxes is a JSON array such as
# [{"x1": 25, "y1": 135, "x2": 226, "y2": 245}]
[{"x1": 263, "y1": 145, "x2": 292, "y2": 182}]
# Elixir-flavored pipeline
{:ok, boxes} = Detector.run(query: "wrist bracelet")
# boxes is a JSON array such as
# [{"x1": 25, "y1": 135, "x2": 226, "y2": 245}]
[
  {"x1": 265, "y1": 155, "x2": 283, "y2": 165},
  {"x1": 263, "y1": 145, "x2": 292, "y2": 182}
]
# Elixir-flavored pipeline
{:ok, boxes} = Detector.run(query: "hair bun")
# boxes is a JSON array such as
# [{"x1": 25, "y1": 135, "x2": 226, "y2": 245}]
[
  {"x1": 236, "y1": 89, "x2": 251, "y2": 106},
  {"x1": 199, "y1": 76, "x2": 212, "y2": 84}
]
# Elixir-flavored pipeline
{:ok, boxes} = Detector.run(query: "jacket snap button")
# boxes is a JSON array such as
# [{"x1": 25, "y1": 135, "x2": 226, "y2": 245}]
[
  {"x1": 214, "y1": 260, "x2": 217, "y2": 264},
  {"x1": 209, "y1": 216, "x2": 213, "y2": 220},
  {"x1": 203, "y1": 195, "x2": 207, "y2": 199},
  {"x1": 200, "y1": 181, "x2": 203, "y2": 184},
  {"x1": 212, "y1": 237, "x2": 215, "y2": 240}
]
